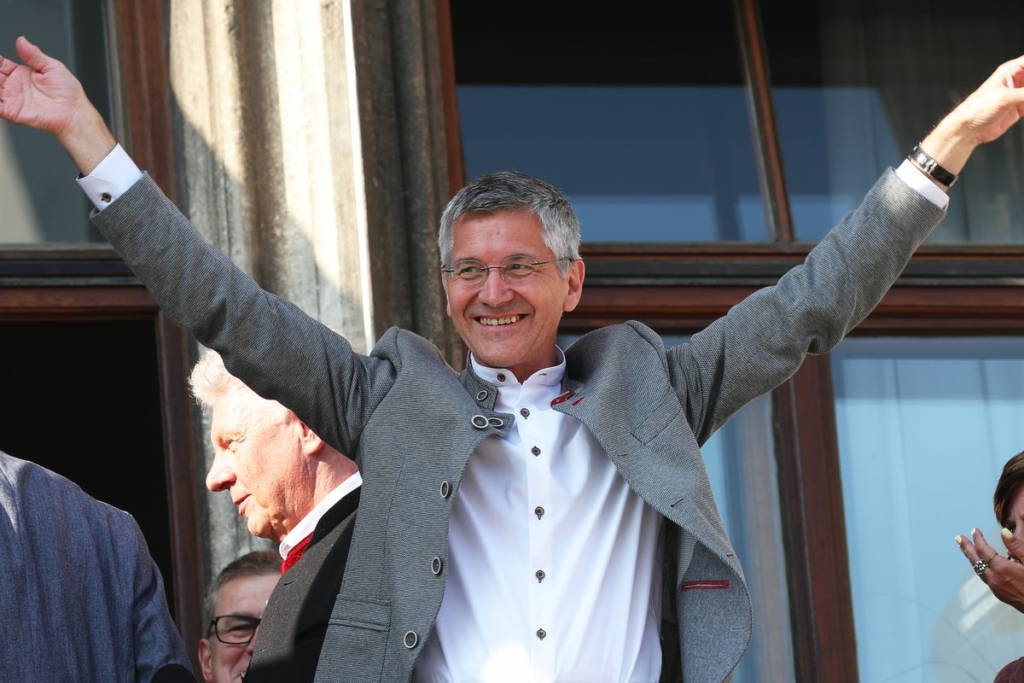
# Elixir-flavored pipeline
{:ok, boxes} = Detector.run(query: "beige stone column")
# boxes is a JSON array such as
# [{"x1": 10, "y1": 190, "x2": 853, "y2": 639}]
[{"x1": 168, "y1": 0, "x2": 457, "y2": 589}]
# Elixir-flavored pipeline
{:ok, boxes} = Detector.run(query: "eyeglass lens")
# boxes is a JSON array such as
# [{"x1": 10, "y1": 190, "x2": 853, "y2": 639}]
[{"x1": 212, "y1": 615, "x2": 261, "y2": 644}]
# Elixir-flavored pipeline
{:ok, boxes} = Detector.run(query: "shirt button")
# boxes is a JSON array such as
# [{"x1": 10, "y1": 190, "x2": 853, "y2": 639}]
[
  {"x1": 497, "y1": 373, "x2": 506, "y2": 382},
  {"x1": 531, "y1": 446, "x2": 541, "y2": 456},
  {"x1": 404, "y1": 631, "x2": 419, "y2": 648},
  {"x1": 536, "y1": 628, "x2": 546, "y2": 640},
  {"x1": 520, "y1": 408, "x2": 530, "y2": 418},
  {"x1": 431, "y1": 556, "x2": 443, "y2": 575},
  {"x1": 535, "y1": 506, "x2": 544, "y2": 520},
  {"x1": 100, "y1": 192, "x2": 112, "y2": 203},
  {"x1": 439, "y1": 480, "x2": 450, "y2": 498},
  {"x1": 536, "y1": 569, "x2": 546, "y2": 583}
]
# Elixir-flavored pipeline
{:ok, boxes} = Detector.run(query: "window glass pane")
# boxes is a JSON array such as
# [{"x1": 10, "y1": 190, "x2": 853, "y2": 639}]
[
  {"x1": 0, "y1": 0, "x2": 112, "y2": 245},
  {"x1": 765, "y1": 1, "x2": 1024, "y2": 244},
  {"x1": 832, "y1": 337, "x2": 1024, "y2": 682},
  {"x1": 558, "y1": 333, "x2": 794, "y2": 680},
  {"x1": 453, "y1": 2, "x2": 768, "y2": 243}
]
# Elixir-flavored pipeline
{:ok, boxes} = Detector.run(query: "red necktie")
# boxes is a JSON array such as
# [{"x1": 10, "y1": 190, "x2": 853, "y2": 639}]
[{"x1": 281, "y1": 533, "x2": 313, "y2": 574}]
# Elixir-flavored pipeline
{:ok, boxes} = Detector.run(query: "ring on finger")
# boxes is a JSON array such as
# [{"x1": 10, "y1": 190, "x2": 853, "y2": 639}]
[
  {"x1": 973, "y1": 559, "x2": 989, "y2": 576},
  {"x1": 986, "y1": 551, "x2": 999, "y2": 563}
]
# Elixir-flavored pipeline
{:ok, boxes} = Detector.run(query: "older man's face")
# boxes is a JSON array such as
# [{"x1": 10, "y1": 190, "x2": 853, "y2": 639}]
[
  {"x1": 205, "y1": 389, "x2": 317, "y2": 541},
  {"x1": 444, "y1": 210, "x2": 584, "y2": 381},
  {"x1": 198, "y1": 572, "x2": 279, "y2": 683}
]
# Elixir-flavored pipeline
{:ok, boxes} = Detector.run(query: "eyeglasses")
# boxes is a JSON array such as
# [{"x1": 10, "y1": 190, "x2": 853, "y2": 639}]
[
  {"x1": 208, "y1": 614, "x2": 262, "y2": 645},
  {"x1": 442, "y1": 257, "x2": 573, "y2": 285}
]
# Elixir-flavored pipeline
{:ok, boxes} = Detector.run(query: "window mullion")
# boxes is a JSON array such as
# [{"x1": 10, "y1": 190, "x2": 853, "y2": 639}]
[{"x1": 732, "y1": 0, "x2": 794, "y2": 244}]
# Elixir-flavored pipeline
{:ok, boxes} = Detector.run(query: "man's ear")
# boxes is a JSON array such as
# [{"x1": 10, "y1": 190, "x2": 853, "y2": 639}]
[
  {"x1": 298, "y1": 419, "x2": 326, "y2": 457},
  {"x1": 562, "y1": 259, "x2": 585, "y2": 313},
  {"x1": 198, "y1": 638, "x2": 214, "y2": 682},
  {"x1": 442, "y1": 275, "x2": 453, "y2": 318}
]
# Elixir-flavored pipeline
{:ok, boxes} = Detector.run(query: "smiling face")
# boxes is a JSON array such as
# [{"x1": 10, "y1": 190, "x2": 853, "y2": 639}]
[
  {"x1": 199, "y1": 572, "x2": 279, "y2": 683},
  {"x1": 444, "y1": 210, "x2": 584, "y2": 380},
  {"x1": 205, "y1": 388, "x2": 317, "y2": 541}
]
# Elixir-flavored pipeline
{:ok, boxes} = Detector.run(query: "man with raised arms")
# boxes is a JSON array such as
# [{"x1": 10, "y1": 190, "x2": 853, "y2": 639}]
[{"x1": 2, "y1": 36, "x2": 1022, "y2": 682}]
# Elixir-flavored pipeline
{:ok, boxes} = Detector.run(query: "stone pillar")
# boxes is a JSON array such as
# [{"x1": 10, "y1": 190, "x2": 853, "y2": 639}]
[{"x1": 167, "y1": 0, "x2": 456, "y2": 589}]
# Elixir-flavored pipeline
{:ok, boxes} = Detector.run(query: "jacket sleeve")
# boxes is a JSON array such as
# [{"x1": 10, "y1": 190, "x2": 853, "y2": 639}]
[
  {"x1": 122, "y1": 513, "x2": 196, "y2": 683},
  {"x1": 669, "y1": 169, "x2": 945, "y2": 445},
  {"x1": 91, "y1": 175, "x2": 394, "y2": 456}
]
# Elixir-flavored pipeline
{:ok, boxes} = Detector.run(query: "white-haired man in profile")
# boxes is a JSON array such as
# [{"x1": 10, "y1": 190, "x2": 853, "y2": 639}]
[{"x1": 190, "y1": 352, "x2": 360, "y2": 683}]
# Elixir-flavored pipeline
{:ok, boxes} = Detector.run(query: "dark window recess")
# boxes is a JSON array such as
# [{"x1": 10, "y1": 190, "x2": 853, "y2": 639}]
[
  {"x1": 451, "y1": 0, "x2": 742, "y2": 86},
  {"x1": 0, "y1": 321, "x2": 174, "y2": 616}
]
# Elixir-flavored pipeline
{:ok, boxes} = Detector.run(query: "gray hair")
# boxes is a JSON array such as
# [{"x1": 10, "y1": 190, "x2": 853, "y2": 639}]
[
  {"x1": 189, "y1": 351, "x2": 249, "y2": 409},
  {"x1": 438, "y1": 171, "x2": 581, "y2": 276},
  {"x1": 203, "y1": 550, "x2": 280, "y2": 627}
]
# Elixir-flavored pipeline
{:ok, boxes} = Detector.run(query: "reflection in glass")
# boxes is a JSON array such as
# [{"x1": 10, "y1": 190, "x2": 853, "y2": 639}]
[
  {"x1": 833, "y1": 337, "x2": 1024, "y2": 682},
  {"x1": 451, "y1": 0, "x2": 767, "y2": 244},
  {"x1": 0, "y1": 0, "x2": 112, "y2": 245},
  {"x1": 700, "y1": 390, "x2": 794, "y2": 683},
  {"x1": 459, "y1": 86, "x2": 767, "y2": 243},
  {"x1": 766, "y1": 1, "x2": 1024, "y2": 244}
]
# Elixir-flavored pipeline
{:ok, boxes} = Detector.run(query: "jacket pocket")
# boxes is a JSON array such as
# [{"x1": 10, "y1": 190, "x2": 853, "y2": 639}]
[
  {"x1": 631, "y1": 396, "x2": 680, "y2": 445},
  {"x1": 331, "y1": 597, "x2": 390, "y2": 631},
  {"x1": 319, "y1": 598, "x2": 391, "y2": 680}
]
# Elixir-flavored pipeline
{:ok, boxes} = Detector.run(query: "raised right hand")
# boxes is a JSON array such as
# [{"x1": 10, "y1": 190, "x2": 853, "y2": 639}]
[{"x1": 0, "y1": 36, "x2": 115, "y2": 174}]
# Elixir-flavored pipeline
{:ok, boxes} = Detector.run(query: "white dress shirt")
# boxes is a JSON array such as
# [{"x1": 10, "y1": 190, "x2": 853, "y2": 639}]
[{"x1": 413, "y1": 355, "x2": 665, "y2": 683}]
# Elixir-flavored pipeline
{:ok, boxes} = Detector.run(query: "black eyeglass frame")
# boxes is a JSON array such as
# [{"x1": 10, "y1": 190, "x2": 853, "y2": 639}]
[{"x1": 207, "y1": 614, "x2": 263, "y2": 645}]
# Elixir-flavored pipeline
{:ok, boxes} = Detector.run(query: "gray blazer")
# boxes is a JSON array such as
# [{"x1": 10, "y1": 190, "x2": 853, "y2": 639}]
[
  {"x1": 0, "y1": 451, "x2": 193, "y2": 682},
  {"x1": 94, "y1": 169, "x2": 943, "y2": 682}
]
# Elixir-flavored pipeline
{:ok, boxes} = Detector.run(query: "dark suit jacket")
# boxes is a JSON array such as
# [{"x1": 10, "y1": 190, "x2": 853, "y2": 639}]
[
  {"x1": 0, "y1": 450, "x2": 193, "y2": 682},
  {"x1": 245, "y1": 487, "x2": 360, "y2": 682}
]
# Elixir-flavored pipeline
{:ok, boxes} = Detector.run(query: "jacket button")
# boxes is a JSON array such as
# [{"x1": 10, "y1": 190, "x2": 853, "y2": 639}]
[
  {"x1": 535, "y1": 506, "x2": 544, "y2": 520},
  {"x1": 439, "y1": 480, "x2": 450, "y2": 498},
  {"x1": 471, "y1": 414, "x2": 488, "y2": 429},
  {"x1": 476, "y1": 389, "x2": 488, "y2": 401},
  {"x1": 520, "y1": 408, "x2": 530, "y2": 418},
  {"x1": 531, "y1": 446, "x2": 541, "y2": 456},
  {"x1": 431, "y1": 556, "x2": 443, "y2": 575},
  {"x1": 404, "y1": 631, "x2": 418, "y2": 649},
  {"x1": 536, "y1": 628, "x2": 546, "y2": 640},
  {"x1": 535, "y1": 569, "x2": 545, "y2": 583}
]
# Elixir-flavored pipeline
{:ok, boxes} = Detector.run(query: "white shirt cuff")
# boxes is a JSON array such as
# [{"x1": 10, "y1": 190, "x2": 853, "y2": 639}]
[
  {"x1": 75, "y1": 144, "x2": 144, "y2": 212},
  {"x1": 895, "y1": 158, "x2": 949, "y2": 211}
]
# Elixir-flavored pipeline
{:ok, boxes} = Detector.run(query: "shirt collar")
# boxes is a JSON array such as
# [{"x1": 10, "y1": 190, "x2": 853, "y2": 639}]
[
  {"x1": 279, "y1": 472, "x2": 362, "y2": 560},
  {"x1": 469, "y1": 348, "x2": 566, "y2": 389}
]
